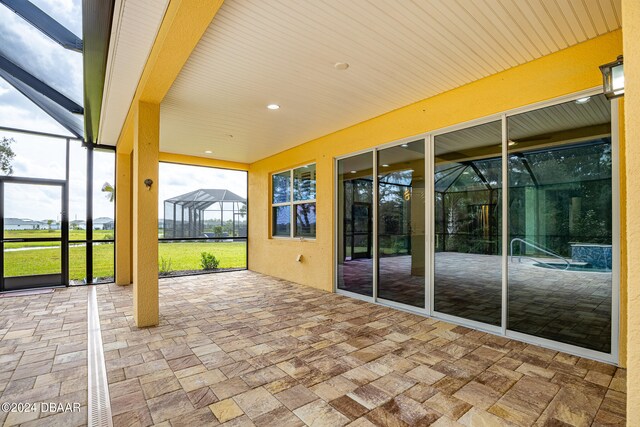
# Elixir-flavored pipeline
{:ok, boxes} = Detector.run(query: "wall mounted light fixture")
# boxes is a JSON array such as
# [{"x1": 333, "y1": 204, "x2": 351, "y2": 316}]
[{"x1": 600, "y1": 55, "x2": 624, "y2": 99}]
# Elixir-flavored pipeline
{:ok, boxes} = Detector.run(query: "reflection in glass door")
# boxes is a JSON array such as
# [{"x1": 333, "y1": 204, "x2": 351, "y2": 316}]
[
  {"x1": 337, "y1": 153, "x2": 374, "y2": 296},
  {"x1": 336, "y1": 94, "x2": 616, "y2": 361},
  {"x1": 377, "y1": 140, "x2": 425, "y2": 308},
  {"x1": 433, "y1": 121, "x2": 503, "y2": 326},
  {"x1": 2, "y1": 179, "x2": 68, "y2": 291},
  {"x1": 507, "y1": 94, "x2": 613, "y2": 353}
]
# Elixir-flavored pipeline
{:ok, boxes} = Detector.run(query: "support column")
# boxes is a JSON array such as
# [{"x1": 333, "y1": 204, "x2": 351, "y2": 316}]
[
  {"x1": 623, "y1": 0, "x2": 640, "y2": 420},
  {"x1": 132, "y1": 101, "x2": 159, "y2": 327},
  {"x1": 115, "y1": 151, "x2": 132, "y2": 285}
]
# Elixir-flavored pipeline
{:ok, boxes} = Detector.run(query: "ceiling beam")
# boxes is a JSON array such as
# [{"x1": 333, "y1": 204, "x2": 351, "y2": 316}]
[
  {"x1": 116, "y1": 0, "x2": 225, "y2": 153},
  {"x1": 0, "y1": 69, "x2": 83, "y2": 138},
  {"x1": 0, "y1": 0, "x2": 82, "y2": 52},
  {"x1": 0, "y1": 50, "x2": 83, "y2": 114}
]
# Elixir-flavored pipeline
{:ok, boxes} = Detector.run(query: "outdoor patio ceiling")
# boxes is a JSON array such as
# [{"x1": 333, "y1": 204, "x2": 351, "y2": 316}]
[{"x1": 98, "y1": 0, "x2": 621, "y2": 163}]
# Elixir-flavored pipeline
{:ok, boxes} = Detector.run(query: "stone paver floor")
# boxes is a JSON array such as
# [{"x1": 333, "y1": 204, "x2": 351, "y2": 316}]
[
  {"x1": 0, "y1": 286, "x2": 88, "y2": 427},
  {"x1": 97, "y1": 271, "x2": 625, "y2": 426},
  {"x1": 340, "y1": 253, "x2": 612, "y2": 352}
]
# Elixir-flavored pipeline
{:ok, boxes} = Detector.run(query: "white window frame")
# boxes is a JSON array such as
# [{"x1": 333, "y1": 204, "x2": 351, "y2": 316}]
[{"x1": 271, "y1": 164, "x2": 316, "y2": 239}]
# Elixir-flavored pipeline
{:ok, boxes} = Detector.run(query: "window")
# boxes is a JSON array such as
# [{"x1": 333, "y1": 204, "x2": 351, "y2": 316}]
[{"x1": 272, "y1": 164, "x2": 316, "y2": 238}]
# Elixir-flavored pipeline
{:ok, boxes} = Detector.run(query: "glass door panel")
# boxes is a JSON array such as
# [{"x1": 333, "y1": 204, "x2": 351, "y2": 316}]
[
  {"x1": 433, "y1": 121, "x2": 503, "y2": 325},
  {"x1": 377, "y1": 140, "x2": 425, "y2": 308},
  {"x1": 507, "y1": 94, "x2": 613, "y2": 353},
  {"x1": 3, "y1": 181, "x2": 65, "y2": 290},
  {"x1": 337, "y1": 153, "x2": 374, "y2": 296},
  {"x1": 4, "y1": 184, "x2": 62, "y2": 239}
]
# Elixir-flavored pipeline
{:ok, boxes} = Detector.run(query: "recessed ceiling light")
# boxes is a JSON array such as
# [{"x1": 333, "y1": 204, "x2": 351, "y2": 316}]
[
  {"x1": 267, "y1": 104, "x2": 280, "y2": 110},
  {"x1": 334, "y1": 62, "x2": 349, "y2": 70},
  {"x1": 575, "y1": 96, "x2": 591, "y2": 104},
  {"x1": 204, "y1": 150, "x2": 212, "y2": 154},
  {"x1": 382, "y1": 164, "x2": 389, "y2": 167},
  {"x1": 350, "y1": 170, "x2": 357, "y2": 174},
  {"x1": 400, "y1": 144, "x2": 409, "y2": 148},
  {"x1": 508, "y1": 141, "x2": 517, "y2": 146}
]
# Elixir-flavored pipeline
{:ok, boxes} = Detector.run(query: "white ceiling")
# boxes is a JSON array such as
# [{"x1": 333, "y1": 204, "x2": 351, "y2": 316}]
[
  {"x1": 98, "y1": 0, "x2": 169, "y2": 146},
  {"x1": 100, "y1": 0, "x2": 622, "y2": 162}
]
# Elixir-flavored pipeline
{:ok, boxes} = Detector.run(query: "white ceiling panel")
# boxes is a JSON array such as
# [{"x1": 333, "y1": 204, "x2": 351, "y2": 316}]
[
  {"x1": 151, "y1": 0, "x2": 620, "y2": 162},
  {"x1": 98, "y1": 0, "x2": 169, "y2": 146}
]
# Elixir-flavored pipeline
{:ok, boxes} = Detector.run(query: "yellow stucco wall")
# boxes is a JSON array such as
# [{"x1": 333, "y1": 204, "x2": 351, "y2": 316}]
[
  {"x1": 248, "y1": 29, "x2": 625, "y2": 351},
  {"x1": 623, "y1": 0, "x2": 639, "y2": 419},
  {"x1": 158, "y1": 152, "x2": 248, "y2": 171},
  {"x1": 115, "y1": 151, "x2": 132, "y2": 285},
  {"x1": 618, "y1": 103, "x2": 627, "y2": 370}
]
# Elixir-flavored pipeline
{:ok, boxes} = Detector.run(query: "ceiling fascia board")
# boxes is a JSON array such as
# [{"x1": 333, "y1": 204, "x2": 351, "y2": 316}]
[{"x1": 115, "y1": 0, "x2": 224, "y2": 153}]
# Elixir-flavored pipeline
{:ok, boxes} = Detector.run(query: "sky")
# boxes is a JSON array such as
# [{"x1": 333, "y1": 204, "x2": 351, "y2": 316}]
[{"x1": 0, "y1": 1, "x2": 247, "y2": 222}]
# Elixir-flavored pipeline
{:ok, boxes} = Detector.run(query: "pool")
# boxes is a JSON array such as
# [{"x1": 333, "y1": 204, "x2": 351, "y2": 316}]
[{"x1": 533, "y1": 262, "x2": 611, "y2": 273}]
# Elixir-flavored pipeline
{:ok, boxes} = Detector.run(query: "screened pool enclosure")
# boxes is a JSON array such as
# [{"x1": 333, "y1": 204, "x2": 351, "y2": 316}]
[
  {"x1": 434, "y1": 138, "x2": 612, "y2": 262},
  {"x1": 163, "y1": 189, "x2": 247, "y2": 239}
]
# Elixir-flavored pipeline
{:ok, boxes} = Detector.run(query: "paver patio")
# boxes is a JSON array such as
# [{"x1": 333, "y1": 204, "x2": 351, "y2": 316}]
[
  {"x1": 96, "y1": 271, "x2": 625, "y2": 426},
  {"x1": 0, "y1": 271, "x2": 626, "y2": 426}
]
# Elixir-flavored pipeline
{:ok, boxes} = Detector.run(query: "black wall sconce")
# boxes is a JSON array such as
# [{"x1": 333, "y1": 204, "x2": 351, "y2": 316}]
[{"x1": 600, "y1": 55, "x2": 624, "y2": 99}]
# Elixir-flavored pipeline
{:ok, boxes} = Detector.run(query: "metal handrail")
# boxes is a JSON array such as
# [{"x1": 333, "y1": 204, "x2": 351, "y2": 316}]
[{"x1": 509, "y1": 238, "x2": 570, "y2": 270}]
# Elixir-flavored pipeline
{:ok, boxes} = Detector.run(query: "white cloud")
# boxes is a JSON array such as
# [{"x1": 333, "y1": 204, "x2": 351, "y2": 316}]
[
  {"x1": 0, "y1": 2, "x2": 83, "y2": 102},
  {"x1": 159, "y1": 163, "x2": 248, "y2": 218}
]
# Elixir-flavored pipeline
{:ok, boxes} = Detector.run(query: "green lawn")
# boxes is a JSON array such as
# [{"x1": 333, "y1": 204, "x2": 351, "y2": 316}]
[
  {"x1": 3, "y1": 229, "x2": 113, "y2": 249},
  {"x1": 4, "y1": 240, "x2": 246, "y2": 281}
]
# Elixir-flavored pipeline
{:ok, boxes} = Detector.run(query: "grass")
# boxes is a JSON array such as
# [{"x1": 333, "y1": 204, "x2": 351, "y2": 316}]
[
  {"x1": 4, "y1": 240, "x2": 246, "y2": 281},
  {"x1": 3, "y1": 229, "x2": 113, "y2": 249},
  {"x1": 158, "y1": 242, "x2": 246, "y2": 272}
]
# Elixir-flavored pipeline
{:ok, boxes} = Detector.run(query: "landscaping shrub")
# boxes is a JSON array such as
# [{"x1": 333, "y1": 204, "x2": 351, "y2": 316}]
[
  {"x1": 159, "y1": 257, "x2": 173, "y2": 276},
  {"x1": 200, "y1": 252, "x2": 220, "y2": 270}
]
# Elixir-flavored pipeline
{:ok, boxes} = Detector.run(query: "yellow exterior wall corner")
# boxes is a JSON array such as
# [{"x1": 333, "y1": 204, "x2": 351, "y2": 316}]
[
  {"x1": 618, "y1": 101, "x2": 627, "y2": 369},
  {"x1": 623, "y1": 0, "x2": 639, "y2": 418}
]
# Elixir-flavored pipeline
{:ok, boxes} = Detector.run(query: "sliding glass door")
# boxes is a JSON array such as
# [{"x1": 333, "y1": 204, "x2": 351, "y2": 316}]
[
  {"x1": 377, "y1": 140, "x2": 425, "y2": 308},
  {"x1": 507, "y1": 94, "x2": 613, "y2": 353},
  {"x1": 335, "y1": 92, "x2": 616, "y2": 361},
  {"x1": 433, "y1": 121, "x2": 502, "y2": 325},
  {"x1": 337, "y1": 153, "x2": 374, "y2": 297}
]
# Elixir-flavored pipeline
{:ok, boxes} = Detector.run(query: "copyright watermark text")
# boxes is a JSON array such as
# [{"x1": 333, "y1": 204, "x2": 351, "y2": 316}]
[{"x1": 1, "y1": 402, "x2": 81, "y2": 413}]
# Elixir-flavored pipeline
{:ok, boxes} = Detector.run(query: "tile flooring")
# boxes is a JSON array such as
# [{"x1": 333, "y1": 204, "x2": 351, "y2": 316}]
[
  {"x1": 0, "y1": 286, "x2": 88, "y2": 426},
  {"x1": 95, "y1": 271, "x2": 624, "y2": 426},
  {"x1": 338, "y1": 253, "x2": 612, "y2": 352},
  {"x1": 0, "y1": 271, "x2": 626, "y2": 426}
]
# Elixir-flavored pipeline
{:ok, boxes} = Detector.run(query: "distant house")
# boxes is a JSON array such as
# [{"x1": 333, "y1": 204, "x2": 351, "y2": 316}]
[
  {"x1": 70, "y1": 218, "x2": 114, "y2": 230},
  {"x1": 71, "y1": 220, "x2": 86, "y2": 230},
  {"x1": 93, "y1": 217, "x2": 114, "y2": 230},
  {"x1": 4, "y1": 218, "x2": 47, "y2": 230}
]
